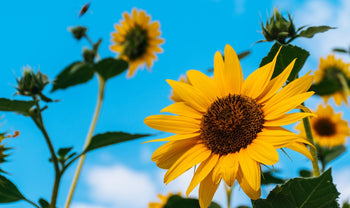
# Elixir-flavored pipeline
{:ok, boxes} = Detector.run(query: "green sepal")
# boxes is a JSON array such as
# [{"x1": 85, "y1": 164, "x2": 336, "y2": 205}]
[
  {"x1": 94, "y1": 58, "x2": 129, "y2": 81},
  {"x1": 309, "y1": 79, "x2": 340, "y2": 96},
  {"x1": 84, "y1": 132, "x2": 150, "y2": 153},
  {"x1": 260, "y1": 43, "x2": 309, "y2": 82},
  {"x1": 298, "y1": 26, "x2": 336, "y2": 38},
  {"x1": 164, "y1": 195, "x2": 222, "y2": 208},
  {"x1": 252, "y1": 169, "x2": 340, "y2": 208},
  {"x1": 0, "y1": 175, "x2": 25, "y2": 203},
  {"x1": 0, "y1": 98, "x2": 36, "y2": 116},
  {"x1": 317, "y1": 145, "x2": 346, "y2": 168},
  {"x1": 51, "y1": 61, "x2": 94, "y2": 92}
]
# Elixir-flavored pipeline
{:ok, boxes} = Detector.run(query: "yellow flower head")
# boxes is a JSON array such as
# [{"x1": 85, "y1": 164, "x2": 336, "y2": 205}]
[
  {"x1": 149, "y1": 192, "x2": 180, "y2": 208},
  {"x1": 314, "y1": 54, "x2": 350, "y2": 106},
  {"x1": 296, "y1": 104, "x2": 349, "y2": 148},
  {"x1": 110, "y1": 8, "x2": 164, "y2": 77},
  {"x1": 144, "y1": 44, "x2": 314, "y2": 207}
]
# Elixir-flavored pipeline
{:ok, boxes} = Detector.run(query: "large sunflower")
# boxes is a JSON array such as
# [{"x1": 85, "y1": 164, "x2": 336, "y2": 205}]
[
  {"x1": 296, "y1": 104, "x2": 349, "y2": 148},
  {"x1": 144, "y1": 44, "x2": 314, "y2": 208},
  {"x1": 110, "y1": 8, "x2": 164, "y2": 77},
  {"x1": 314, "y1": 54, "x2": 350, "y2": 106}
]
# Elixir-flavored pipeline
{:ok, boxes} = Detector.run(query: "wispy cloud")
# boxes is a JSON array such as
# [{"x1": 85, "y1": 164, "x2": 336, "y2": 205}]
[{"x1": 334, "y1": 167, "x2": 350, "y2": 204}]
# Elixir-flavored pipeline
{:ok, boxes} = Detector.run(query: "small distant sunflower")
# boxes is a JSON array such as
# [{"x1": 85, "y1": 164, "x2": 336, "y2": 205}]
[
  {"x1": 296, "y1": 104, "x2": 349, "y2": 148},
  {"x1": 144, "y1": 44, "x2": 314, "y2": 207},
  {"x1": 149, "y1": 192, "x2": 179, "y2": 208},
  {"x1": 314, "y1": 54, "x2": 350, "y2": 106},
  {"x1": 110, "y1": 8, "x2": 164, "y2": 77}
]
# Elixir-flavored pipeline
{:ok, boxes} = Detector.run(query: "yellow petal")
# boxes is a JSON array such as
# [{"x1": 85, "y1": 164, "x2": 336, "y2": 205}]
[
  {"x1": 238, "y1": 149, "x2": 261, "y2": 191},
  {"x1": 152, "y1": 139, "x2": 197, "y2": 169},
  {"x1": 214, "y1": 51, "x2": 227, "y2": 97},
  {"x1": 263, "y1": 92, "x2": 315, "y2": 120},
  {"x1": 257, "y1": 59, "x2": 296, "y2": 103},
  {"x1": 144, "y1": 115, "x2": 200, "y2": 134},
  {"x1": 264, "y1": 112, "x2": 314, "y2": 126},
  {"x1": 161, "y1": 102, "x2": 203, "y2": 119},
  {"x1": 187, "y1": 70, "x2": 217, "y2": 102},
  {"x1": 242, "y1": 48, "x2": 279, "y2": 98},
  {"x1": 220, "y1": 153, "x2": 239, "y2": 186},
  {"x1": 167, "y1": 79, "x2": 211, "y2": 112},
  {"x1": 199, "y1": 170, "x2": 220, "y2": 208},
  {"x1": 186, "y1": 154, "x2": 219, "y2": 195},
  {"x1": 144, "y1": 133, "x2": 200, "y2": 143},
  {"x1": 224, "y1": 44, "x2": 243, "y2": 94},
  {"x1": 285, "y1": 142, "x2": 313, "y2": 161},
  {"x1": 164, "y1": 143, "x2": 211, "y2": 184},
  {"x1": 247, "y1": 140, "x2": 279, "y2": 165},
  {"x1": 237, "y1": 168, "x2": 261, "y2": 200}
]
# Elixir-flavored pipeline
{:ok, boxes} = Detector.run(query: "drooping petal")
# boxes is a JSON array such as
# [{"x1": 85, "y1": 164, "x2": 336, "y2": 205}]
[
  {"x1": 161, "y1": 102, "x2": 203, "y2": 119},
  {"x1": 264, "y1": 112, "x2": 314, "y2": 126},
  {"x1": 186, "y1": 154, "x2": 219, "y2": 195},
  {"x1": 247, "y1": 140, "x2": 279, "y2": 165},
  {"x1": 199, "y1": 170, "x2": 221, "y2": 208},
  {"x1": 237, "y1": 168, "x2": 261, "y2": 200},
  {"x1": 285, "y1": 142, "x2": 313, "y2": 161},
  {"x1": 238, "y1": 149, "x2": 261, "y2": 191},
  {"x1": 164, "y1": 143, "x2": 211, "y2": 184},
  {"x1": 220, "y1": 153, "x2": 239, "y2": 186},
  {"x1": 152, "y1": 139, "x2": 197, "y2": 169},
  {"x1": 144, "y1": 115, "x2": 200, "y2": 134},
  {"x1": 167, "y1": 79, "x2": 211, "y2": 112},
  {"x1": 224, "y1": 44, "x2": 243, "y2": 94}
]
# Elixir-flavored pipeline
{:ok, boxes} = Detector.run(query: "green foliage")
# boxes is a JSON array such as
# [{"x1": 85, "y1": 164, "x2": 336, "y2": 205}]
[
  {"x1": 15, "y1": 69, "x2": 50, "y2": 101},
  {"x1": 84, "y1": 132, "x2": 150, "y2": 153},
  {"x1": 56, "y1": 147, "x2": 76, "y2": 165},
  {"x1": 260, "y1": 43, "x2": 309, "y2": 82},
  {"x1": 299, "y1": 169, "x2": 312, "y2": 177},
  {"x1": 164, "y1": 195, "x2": 221, "y2": 208},
  {"x1": 342, "y1": 202, "x2": 350, "y2": 208},
  {"x1": 236, "y1": 206, "x2": 250, "y2": 208},
  {"x1": 252, "y1": 169, "x2": 340, "y2": 208},
  {"x1": 298, "y1": 26, "x2": 336, "y2": 38},
  {"x1": 261, "y1": 170, "x2": 285, "y2": 185},
  {"x1": 309, "y1": 79, "x2": 340, "y2": 96},
  {"x1": 317, "y1": 145, "x2": 346, "y2": 169},
  {"x1": 38, "y1": 198, "x2": 50, "y2": 208},
  {"x1": 94, "y1": 58, "x2": 129, "y2": 81},
  {"x1": 0, "y1": 98, "x2": 35, "y2": 116},
  {"x1": 51, "y1": 62, "x2": 95, "y2": 92},
  {"x1": 0, "y1": 175, "x2": 25, "y2": 203}
]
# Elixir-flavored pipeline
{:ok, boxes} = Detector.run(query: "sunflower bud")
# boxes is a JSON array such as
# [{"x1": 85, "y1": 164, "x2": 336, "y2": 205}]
[
  {"x1": 70, "y1": 26, "x2": 87, "y2": 40},
  {"x1": 82, "y1": 48, "x2": 96, "y2": 64},
  {"x1": 16, "y1": 67, "x2": 50, "y2": 99},
  {"x1": 261, "y1": 8, "x2": 296, "y2": 44}
]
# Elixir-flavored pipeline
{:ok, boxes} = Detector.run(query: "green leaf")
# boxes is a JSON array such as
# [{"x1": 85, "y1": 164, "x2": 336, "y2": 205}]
[
  {"x1": 94, "y1": 58, "x2": 128, "y2": 81},
  {"x1": 298, "y1": 26, "x2": 336, "y2": 38},
  {"x1": 38, "y1": 198, "x2": 50, "y2": 208},
  {"x1": 51, "y1": 61, "x2": 94, "y2": 92},
  {"x1": 342, "y1": 201, "x2": 350, "y2": 208},
  {"x1": 333, "y1": 48, "x2": 348, "y2": 54},
  {"x1": 0, "y1": 175, "x2": 25, "y2": 203},
  {"x1": 260, "y1": 43, "x2": 309, "y2": 82},
  {"x1": 0, "y1": 98, "x2": 35, "y2": 116},
  {"x1": 252, "y1": 169, "x2": 340, "y2": 208},
  {"x1": 237, "y1": 50, "x2": 251, "y2": 60},
  {"x1": 57, "y1": 147, "x2": 73, "y2": 158},
  {"x1": 84, "y1": 132, "x2": 150, "y2": 153},
  {"x1": 317, "y1": 145, "x2": 346, "y2": 168},
  {"x1": 261, "y1": 171, "x2": 284, "y2": 185},
  {"x1": 236, "y1": 206, "x2": 250, "y2": 208},
  {"x1": 165, "y1": 195, "x2": 221, "y2": 208},
  {"x1": 299, "y1": 169, "x2": 312, "y2": 178}
]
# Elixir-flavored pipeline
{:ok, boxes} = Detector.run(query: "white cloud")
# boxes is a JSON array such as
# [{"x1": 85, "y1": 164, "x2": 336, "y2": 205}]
[
  {"x1": 84, "y1": 164, "x2": 157, "y2": 208},
  {"x1": 71, "y1": 203, "x2": 106, "y2": 208},
  {"x1": 294, "y1": 0, "x2": 350, "y2": 61},
  {"x1": 334, "y1": 167, "x2": 350, "y2": 204}
]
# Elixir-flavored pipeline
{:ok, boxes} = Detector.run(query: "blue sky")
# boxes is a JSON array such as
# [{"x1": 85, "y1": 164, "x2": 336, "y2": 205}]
[{"x1": 1, "y1": 0, "x2": 350, "y2": 207}]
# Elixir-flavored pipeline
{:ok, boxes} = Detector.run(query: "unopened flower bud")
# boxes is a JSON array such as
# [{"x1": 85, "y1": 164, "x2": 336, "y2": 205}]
[
  {"x1": 16, "y1": 67, "x2": 49, "y2": 98},
  {"x1": 70, "y1": 26, "x2": 87, "y2": 40},
  {"x1": 82, "y1": 48, "x2": 96, "y2": 64}
]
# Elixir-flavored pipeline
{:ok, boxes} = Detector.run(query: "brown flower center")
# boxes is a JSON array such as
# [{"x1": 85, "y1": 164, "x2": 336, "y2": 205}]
[
  {"x1": 313, "y1": 118, "x2": 336, "y2": 136},
  {"x1": 123, "y1": 24, "x2": 149, "y2": 61},
  {"x1": 200, "y1": 94, "x2": 265, "y2": 155}
]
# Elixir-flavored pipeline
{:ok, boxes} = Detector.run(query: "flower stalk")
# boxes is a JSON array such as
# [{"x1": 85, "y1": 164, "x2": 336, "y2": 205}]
[{"x1": 225, "y1": 183, "x2": 233, "y2": 208}]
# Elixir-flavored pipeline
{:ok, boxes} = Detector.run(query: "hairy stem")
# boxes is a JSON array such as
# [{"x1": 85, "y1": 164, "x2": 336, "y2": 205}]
[{"x1": 64, "y1": 75, "x2": 106, "y2": 208}]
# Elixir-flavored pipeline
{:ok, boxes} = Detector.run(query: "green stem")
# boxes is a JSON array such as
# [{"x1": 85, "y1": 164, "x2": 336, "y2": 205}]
[
  {"x1": 64, "y1": 75, "x2": 106, "y2": 208},
  {"x1": 24, "y1": 198, "x2": 41, "y2": 208},
  {"x1": 224, "y1": 183, "x2": 233, "y2": 208},
  {"x1": 31, "y1": 100, "x2": 61, "y2": 208},
  {"x1": 301, "y1": 108, "x2": 320, "y2": 177}
]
